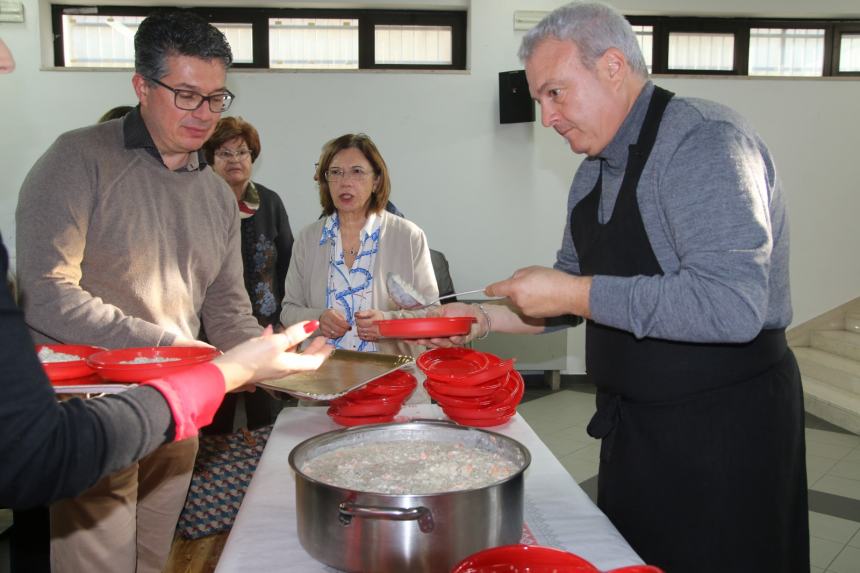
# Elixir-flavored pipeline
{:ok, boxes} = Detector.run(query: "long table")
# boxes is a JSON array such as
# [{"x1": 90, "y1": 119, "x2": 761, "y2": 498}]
[{"x1": 216, "y1": 404, "x2": 642, "y2": 572}]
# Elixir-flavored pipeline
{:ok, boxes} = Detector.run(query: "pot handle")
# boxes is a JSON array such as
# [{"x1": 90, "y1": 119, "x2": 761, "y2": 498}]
[{"x1": 338, "y1": 501, "x2": 434, "y2": 533}]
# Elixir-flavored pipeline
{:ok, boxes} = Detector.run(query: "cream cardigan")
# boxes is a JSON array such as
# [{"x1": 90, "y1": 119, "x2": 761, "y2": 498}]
[{"x1": 280, "y1": 210, "x2": 439, "y2": 357}]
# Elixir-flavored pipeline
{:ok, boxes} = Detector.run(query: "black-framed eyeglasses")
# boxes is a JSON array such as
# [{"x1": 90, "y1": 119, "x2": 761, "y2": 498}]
[{"x1": 147, "y1": 77, "x2": 234, "y2": 113}]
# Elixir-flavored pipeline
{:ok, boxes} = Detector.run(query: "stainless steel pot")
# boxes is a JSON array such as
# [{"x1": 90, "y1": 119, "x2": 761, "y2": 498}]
[{"x1": 288, "y1": 419, "x2": 531, "y2": 573}]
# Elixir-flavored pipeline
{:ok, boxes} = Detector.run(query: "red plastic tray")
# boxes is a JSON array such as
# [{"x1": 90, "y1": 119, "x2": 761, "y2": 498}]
[
  {"x1": 375, "y1": 317, "x2": 476, "y2": 339},
  {"x1": 37, "y1": 344, "x2": 106, "y2": 382},
  {"x1": 87, "y1": 346, "x2": 221, "y2": 383}
]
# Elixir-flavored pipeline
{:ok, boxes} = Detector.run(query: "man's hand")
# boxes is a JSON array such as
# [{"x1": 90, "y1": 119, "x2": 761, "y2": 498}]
[{"x1": 486, "y1": 266, "x2": 591, "y2": 319}]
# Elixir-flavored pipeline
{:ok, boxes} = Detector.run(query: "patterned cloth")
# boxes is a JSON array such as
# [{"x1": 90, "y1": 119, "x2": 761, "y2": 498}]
[{"x1": 321, "y1": 212, "x2": 381, "y2": 352}]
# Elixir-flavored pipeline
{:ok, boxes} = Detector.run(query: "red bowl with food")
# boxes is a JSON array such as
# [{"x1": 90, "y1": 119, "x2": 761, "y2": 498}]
[
  {"x1": 37, "y1": 344, "x2": 106, "y2": 382},
  {"x1": 87, "y1": 346, "x2": 221, "y2": 382}
]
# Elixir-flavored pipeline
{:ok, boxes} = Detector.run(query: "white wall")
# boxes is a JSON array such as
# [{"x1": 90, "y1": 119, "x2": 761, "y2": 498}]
[{"x1": 1, "y1": 0, "x2": 859, "y2": 374}]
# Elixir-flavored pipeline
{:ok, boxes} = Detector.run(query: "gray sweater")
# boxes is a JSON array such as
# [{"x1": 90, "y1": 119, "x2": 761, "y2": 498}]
[
  {"x1": 16, "y1": 118, "x2": 261, "y2": 350},
  {"x1": 555, "y1": 82, "x2": 792, "y2": 343}
]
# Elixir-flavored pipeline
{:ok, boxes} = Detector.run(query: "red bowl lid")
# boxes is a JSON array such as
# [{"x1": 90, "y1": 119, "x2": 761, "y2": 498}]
[
  {"x1": 37, "y1": 344, "x2": 106, "y2": 382},
  {"x1": 451, "y1": 544, "x2": 599, "y2": 573},
  {"x1": 416, "y1": 347, "x2": 491, "y2": 380}
]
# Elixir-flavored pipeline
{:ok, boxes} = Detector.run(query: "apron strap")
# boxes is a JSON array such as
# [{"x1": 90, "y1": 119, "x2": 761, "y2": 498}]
[{"x1": 587, "y1": 391, "x2": 621, "y2": 462}]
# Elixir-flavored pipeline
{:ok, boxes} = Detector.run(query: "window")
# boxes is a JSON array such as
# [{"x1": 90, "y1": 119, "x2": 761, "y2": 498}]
[
  {"x1": 668, "y1": 32, "x2": 734, "y2": 72},
  {"x1": 51, "y1": 5, "x2": 467, "y2": 71},
  {"x1": 631, "y1": 25, "x2": 653, "y2": 73},
  {"x1": 60, "y1": 14, "x2": 141, "y2": 68},
  {"x1": 269, "y1": 18, "x2": 359, "y2": 69},
  {"x1": 626, "y1": 15, "x2": 860, "y2": 77},
  {"x1": 838, "y1": 32, "x2": 860, "y2": 72},
  {"x1": 748, "y1": 28, "x2": 824, "y2": 77},
  {"x1": 375, "y1": 25, "x2": 453, "y2": 66}
]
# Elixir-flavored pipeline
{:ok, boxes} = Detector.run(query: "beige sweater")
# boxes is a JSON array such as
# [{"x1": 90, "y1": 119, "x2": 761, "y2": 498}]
[
  {"x1": 281, "y1": 211, "x2": 439, "y2": 357},
  {"x1": 16, "y1": 119, "x2": 261, "y2": 350}
]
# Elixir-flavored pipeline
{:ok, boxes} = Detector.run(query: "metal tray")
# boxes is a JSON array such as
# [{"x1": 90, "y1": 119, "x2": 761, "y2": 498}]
[{"x1": 257, "y1": 349, "x2": 414, "y2": 401}]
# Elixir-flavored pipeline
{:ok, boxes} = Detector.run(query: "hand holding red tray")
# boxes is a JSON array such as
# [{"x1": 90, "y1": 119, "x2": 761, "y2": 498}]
[{"x1": 87, "y1": 346, "x2": 222, "y2": 383}]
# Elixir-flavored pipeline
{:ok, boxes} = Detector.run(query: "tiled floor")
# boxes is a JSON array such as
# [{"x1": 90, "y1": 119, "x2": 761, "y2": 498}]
[{"x1": 518, "y1": 376, "x2": 860, "y2": 573}]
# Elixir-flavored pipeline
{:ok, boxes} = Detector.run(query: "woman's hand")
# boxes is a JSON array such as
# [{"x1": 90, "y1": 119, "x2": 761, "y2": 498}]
[
  {"x1": 354, "y1": 309, "x2": 383, "y2": 342},
  {"x1": 319, "y1": 309, "x2": 350, "y2": 339},
  {"x1": 212, "y1": 321, "x2": 332, "y2": 393}
]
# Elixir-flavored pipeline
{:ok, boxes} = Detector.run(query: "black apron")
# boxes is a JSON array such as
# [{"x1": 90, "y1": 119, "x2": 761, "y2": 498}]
[{"x1": 571, "y1": 86, "x2": 809, "y2": 573}]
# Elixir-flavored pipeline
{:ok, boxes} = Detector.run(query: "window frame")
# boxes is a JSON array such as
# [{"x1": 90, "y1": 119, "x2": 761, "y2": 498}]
[{"x1": 50, "y1": 4, "x2": 467, "y2": 71}]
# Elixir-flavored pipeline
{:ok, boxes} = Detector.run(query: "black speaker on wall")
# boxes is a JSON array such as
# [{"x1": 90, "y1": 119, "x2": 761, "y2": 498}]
[{"x1": 499, "y1": 70, "x2": 535, "y2": 124}]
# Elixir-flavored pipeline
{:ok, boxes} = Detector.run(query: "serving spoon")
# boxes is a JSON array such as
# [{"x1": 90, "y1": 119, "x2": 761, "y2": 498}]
[{"x1": 386, "y1": 273, "x2": 489, "y2": 310}]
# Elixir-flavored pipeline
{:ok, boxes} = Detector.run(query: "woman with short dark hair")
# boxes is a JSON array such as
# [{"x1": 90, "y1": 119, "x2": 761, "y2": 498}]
[{"x1": 282, "y1": 133, "x2": 438, "y2": 358}]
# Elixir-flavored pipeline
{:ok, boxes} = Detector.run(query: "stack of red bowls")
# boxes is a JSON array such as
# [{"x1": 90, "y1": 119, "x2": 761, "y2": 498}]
[
  {"x1": 417, "y1": 348, "x2": 525, "y2": 427},
  {"x1": 327, "y1": 370, "x2": 417, "y2": 426}
]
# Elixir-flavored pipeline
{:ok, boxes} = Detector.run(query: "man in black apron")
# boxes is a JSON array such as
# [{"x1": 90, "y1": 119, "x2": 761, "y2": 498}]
[{"x1": 423, "y1": 3, "x2": 809, "y2": 572}]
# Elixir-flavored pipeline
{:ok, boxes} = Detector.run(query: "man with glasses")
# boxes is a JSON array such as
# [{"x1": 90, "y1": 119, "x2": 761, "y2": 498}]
[{"x1": 16, "y1": 10, "x2": 261, "y2": 573}]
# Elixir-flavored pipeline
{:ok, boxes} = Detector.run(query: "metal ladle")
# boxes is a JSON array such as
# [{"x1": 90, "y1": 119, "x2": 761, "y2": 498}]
[{"x1": 386, "y1": 273, "x2": 488, "y2": 310}]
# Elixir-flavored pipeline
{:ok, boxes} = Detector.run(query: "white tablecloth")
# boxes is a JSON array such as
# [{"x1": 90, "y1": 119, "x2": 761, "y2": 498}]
[{"x1": 216, "y1": 404, "x2": 642, "y2": 572}]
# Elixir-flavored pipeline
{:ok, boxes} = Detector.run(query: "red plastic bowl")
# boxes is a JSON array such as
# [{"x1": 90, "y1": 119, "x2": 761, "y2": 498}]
[
  {"x1": 376, "y1": 317, "x2": 476, "y2": 339},
  {"x1": 451, "y1": 544, "x2": 599, "y2": 573},
  {"x1": 36, "y1": 344, "x2": 106, "y2": 382},
  {"x1": 443, "y1": 402, "x2": 516, "y2": 420},
  {"x1": 424, "y1": 376, "x2": 504, "y2": 397},
  {"x1": 417, "y1": 347, "x2": 491, "y2": 380},
  {"x1": 447, "y1": 412, "x2": 515, "y2": 428},
  {"x1": 87, "y1": 346, "x2": 221, "y2": 382},
  {"x1": 328, "y1": 412, "x2": 395, "y2": 427},
  {"x1": 451, "y1": 544, "x2": 664, "y2": 573},
  {"x1": 328, "y1": 400, "x2": 402, "y2": 417},
  {"x1": 364, "y1": 370, "x2": 418, "y2": 396}
]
